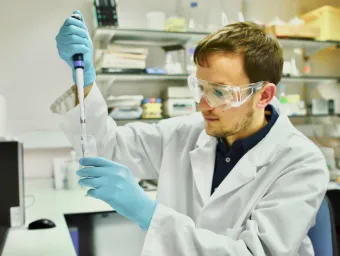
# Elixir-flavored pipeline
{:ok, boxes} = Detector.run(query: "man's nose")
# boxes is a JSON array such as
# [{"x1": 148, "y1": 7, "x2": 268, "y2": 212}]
[{"x1": 198, "y1": 97, "x2": 214, "y2": 112}]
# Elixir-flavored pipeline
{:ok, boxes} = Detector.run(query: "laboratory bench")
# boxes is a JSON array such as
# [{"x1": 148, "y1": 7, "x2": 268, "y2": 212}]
[
  {"x1": 2, "y1": 180, "x2": 340, "y2": 256},
  {"x1": 1, "y1": 179, "x2": 157, "y2": 256}
]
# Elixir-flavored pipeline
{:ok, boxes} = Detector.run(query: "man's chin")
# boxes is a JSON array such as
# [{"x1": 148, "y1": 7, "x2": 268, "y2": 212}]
[
  {"x1": 205, "y1": 124, "x2": 235, "y2": 138},
  {"x1": 205, "y1": 127, "x2": 225, "y2": 138}
]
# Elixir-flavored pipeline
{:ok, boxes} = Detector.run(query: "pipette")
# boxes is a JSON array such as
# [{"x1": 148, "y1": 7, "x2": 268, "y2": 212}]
[{"x1": 71, "y1": 13, "x2": 88, "y2": 157}]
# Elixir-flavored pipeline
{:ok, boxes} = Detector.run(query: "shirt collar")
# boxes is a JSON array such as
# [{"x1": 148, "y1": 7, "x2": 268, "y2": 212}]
[{"x1": 218, "y1": 104, "x2": 279, "y2": 154}]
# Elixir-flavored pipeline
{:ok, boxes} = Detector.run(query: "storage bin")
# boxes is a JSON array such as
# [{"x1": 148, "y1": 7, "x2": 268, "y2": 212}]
[
  {"x1": 300, "y1": 5, "x2": 340, "y2": 41},
  {"x1": 142, "y1": 103, "x2": 162, "y2": 112},
  {"x1": 266, "y1": 24, "x2": 320, "y2": 39}
]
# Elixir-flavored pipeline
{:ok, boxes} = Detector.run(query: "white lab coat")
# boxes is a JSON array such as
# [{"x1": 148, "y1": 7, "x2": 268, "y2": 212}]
[{"x1": 51, "y1": 84, "x2": 329, "y2": 256}]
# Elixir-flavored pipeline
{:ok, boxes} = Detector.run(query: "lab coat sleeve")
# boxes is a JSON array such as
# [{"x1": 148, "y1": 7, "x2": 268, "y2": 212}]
[
  {"x1": 141, "y1": 153, "x2": 329, "y2": 256},
  {"x1": 50, "y1": 83, "x2": 166, "y2": 179}
]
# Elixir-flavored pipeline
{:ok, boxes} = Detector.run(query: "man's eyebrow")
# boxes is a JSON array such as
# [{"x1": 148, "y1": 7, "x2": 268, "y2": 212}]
[
  {"x1": 211, "y1": 80, "x2": 234, "y2": 86},
  {"x1": 197, "y1": 78, "x2": 235, "y2": 86}
]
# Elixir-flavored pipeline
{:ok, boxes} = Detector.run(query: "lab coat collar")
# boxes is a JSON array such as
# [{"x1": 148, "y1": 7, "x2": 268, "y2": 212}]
[
  {"x1": 190, "y1": 130, "x2": 217, "y2": 205},
  {"x1": 210, "y1": 114, "x2": 293, "y2": 202},
  {"x1": 190, "y1": 110, "x2": 293, "y2": 206}
]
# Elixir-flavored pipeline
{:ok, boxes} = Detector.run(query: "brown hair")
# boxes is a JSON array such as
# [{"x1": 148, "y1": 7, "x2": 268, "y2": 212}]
[{"x1": 194, "y1": 22, "x2": 283, "y2": 85}]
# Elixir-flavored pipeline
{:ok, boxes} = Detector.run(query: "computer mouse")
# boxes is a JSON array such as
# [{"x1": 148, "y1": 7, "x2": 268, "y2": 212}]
[{"x1": 28, "y1": 219, "x2": 56, "y2": 230}]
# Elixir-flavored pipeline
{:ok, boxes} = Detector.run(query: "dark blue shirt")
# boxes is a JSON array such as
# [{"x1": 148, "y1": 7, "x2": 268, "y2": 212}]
[{"x1": 211, "y1": 105, "x2": 279, "y2": 195}]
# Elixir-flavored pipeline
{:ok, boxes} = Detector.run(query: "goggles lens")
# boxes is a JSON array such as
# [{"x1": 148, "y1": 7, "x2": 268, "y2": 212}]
[{"x1": 187, "y1": 75, "x2": 263, "y2": 109}]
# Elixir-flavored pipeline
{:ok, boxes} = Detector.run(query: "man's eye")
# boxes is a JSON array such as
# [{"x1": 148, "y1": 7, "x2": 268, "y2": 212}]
[{"x1": 214, "y1": 89, "x2": 224, "y2": 97}]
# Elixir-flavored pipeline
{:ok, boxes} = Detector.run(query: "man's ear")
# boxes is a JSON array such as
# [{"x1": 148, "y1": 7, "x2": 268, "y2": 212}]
[{"x1": 257, "y1": 83, "x2": 276, "y2": 108}]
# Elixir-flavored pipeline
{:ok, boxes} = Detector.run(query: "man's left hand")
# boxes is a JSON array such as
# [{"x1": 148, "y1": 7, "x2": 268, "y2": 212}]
[{"x1": 77, "y1": 157, "x2": 157, "y2": 230}]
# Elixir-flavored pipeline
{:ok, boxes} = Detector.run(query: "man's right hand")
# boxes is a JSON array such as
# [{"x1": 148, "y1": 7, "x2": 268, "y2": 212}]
[{"x1": 56, "y1": 10, "x2": 96, "y2": 88}]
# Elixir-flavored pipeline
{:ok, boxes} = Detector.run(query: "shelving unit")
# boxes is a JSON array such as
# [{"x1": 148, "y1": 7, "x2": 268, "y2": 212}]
[
  {"x1": 94, "y1": 28, "x2": 340, "y2": 86},
  {"x1": 289, "y1": 113, "x2": 339, "y2": 118},
  {"x1": 96, "y1": 73, "x2": 188, "y2": 83},
  {"x1": 93, "y1": 28, "x2": 208, "y2": 47},
  {"x1": 115, "y1": 118, "x2": 165, "y2": 126},
  {"x1": 93, "y1": 27, "x2": 340, "y2": 126},
  {"x1": 93, "y1": 28, "x2": 340, "y2": 55},
  {"x1": 281, "y1": 76, "x2": 340, "y2": 84},
  {"x1": 97, "y1": 72, "x2": 340, "y2": 84}
]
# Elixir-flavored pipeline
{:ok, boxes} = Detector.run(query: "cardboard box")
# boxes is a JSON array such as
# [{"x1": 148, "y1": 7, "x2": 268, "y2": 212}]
[
  {"x1": 300, "y1": 5, "x2": 340, "y2": 41},
  {"x1": 266, "y1": 24, "x2": 320, "y2": 39}
]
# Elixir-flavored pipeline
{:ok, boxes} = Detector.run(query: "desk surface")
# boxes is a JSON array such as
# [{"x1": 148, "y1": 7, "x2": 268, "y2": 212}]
[
  {"x1": 2, "y1": 179, "x2": 157, "y2": 256},
  {"x1": 3, "y1": 179, "x2": 340, "y2": 255}
]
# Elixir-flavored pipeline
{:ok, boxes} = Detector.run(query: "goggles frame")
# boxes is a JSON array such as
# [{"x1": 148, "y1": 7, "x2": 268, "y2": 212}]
[{"x1": 187, "y1": 75, "x2": 264, "y2": 109}]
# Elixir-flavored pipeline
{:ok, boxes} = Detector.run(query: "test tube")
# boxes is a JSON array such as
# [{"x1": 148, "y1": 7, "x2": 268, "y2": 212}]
[
  {"x1": 80, "y1": 135, "x2": 97, "y2": 195},
  {"x1": 81, "y1": 135, "x2": 97, "y2": 157}
]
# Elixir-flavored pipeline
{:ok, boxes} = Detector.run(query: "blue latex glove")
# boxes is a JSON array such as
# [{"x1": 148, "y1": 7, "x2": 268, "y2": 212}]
[
  {"x1": 77, "y1": 157, "x2": 158, "y2": 230},
  {"x1": 56, "y1": 10, "x2": 96, "y2": 87}
]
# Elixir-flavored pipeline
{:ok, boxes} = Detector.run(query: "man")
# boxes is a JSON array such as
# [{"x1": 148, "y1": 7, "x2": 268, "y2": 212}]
[{"x1": 52, "y1": 11, "x2": 329, "y2": 256}]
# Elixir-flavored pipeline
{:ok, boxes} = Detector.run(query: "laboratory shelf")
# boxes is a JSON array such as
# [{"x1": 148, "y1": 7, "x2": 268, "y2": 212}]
[
  {"x1": 97, "y1": 72, "x2": 340, "y2": 84},
  {"x1": 97, "y1": 73, "x2": 189, "y2": 82},
  {"x1": 277, "y1": 38, "x2": 340, "y2": 56},
  {"x1": 281, "y1": 75, "x2": 340, "y2": 84},
  {"x1": 93, "y1": 28, "x2": 208, "y2": 46},
  {"x1": 288, "y1": 114, "x2": 339, "y2": 118},
  {"x1": 93, "y1": 27, "x2": 340, "y2": 54},
  {"x1": 115, "y1": 118, "x2": 164, "y2": 126}
]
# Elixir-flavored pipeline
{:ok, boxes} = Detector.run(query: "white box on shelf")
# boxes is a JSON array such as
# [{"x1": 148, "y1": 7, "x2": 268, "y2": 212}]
[
  {"x1": 312, "y1": 99, "x2": 329, "y2": 115},
  {"x1": 164, "y1": 87, "x2": 192, "y2": 99},
  {"x1": 163, "y1": 99, "x2": 196, "y2": 117},
  {"x1": 106, "y1": 95, "x2": 144, "y2": 108}
]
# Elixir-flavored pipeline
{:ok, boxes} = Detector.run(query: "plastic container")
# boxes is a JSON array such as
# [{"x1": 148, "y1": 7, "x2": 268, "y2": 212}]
[
  {"x1": 142, "y1": 103, "x2": 162, "y2": 112},
  {"x1": 106, "y1": 95, "x2": 143, "y2": 108},
  {"x1": 187, "y1": 2, "x2": 204, "y2": 31},
  {"x1": 65, "y1": 151, "x2": 81, "y2": 190},
  {"x1": 164, "y1": 51, "x2": 185, "y2": 74},
  {"x1": 109, "y1": 107, "x2": 143, "y2": 119},
  {"x1": 164, "y1": 86, "x2": 192, "y2": 99},
  {"x1": 186, "y1": 46, "x2": 196, "y2": 74},
  {"x1": 300, "y1": 6, "x2": 340, "y2": 41},
  {"x1": 142, "y1": 112, "x2": 163, "y2": 119},
  {"x1": 163, "y1": 99, "x2": 196, "y2": 117},
  {"x1": 53, "y1": 158, "x2": 68, "y2": 190},
  {"x1": 142, "y1": 98, "x2": 162, "y2": 104},
  {"x1": 146, "y1": 11, "x2": 166, "y2": 30},
  {"x1": 142, "y1": 99, "x2": 163, "y2": 118}
]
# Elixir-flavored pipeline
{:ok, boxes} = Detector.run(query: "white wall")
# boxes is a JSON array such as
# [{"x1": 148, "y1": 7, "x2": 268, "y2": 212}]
[
  {"x1": 0, "y1": 0, "x2": 95, "y2": 135},
  {"x1": 0, "y1": 0, "x2": 94, "y2": 178}
]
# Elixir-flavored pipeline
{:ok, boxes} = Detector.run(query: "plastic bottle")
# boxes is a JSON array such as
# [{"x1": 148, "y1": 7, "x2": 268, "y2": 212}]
[
  {"x1": 303, "y1": 56, "x2": 311, "y2": 75},
  {"x1": 187, "y1": 2, "x2": 203, "y2": 31},
  {"x1": 277, "y1": 83, "x2": 290, "y2": 115},
  {"x1": 65, "y1": 151, "x2": 81, "y2": 190},
  {"x1": 186, "y1": 44, "x2": 196, "y2": 74}
]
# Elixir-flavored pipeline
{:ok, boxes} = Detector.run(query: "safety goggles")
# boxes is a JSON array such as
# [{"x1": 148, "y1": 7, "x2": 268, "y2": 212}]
[{"x1": 187, "y1": 75, "x2": 264, "y2": 109}]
